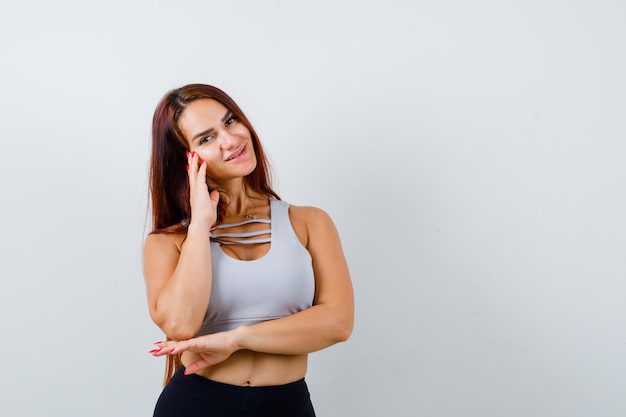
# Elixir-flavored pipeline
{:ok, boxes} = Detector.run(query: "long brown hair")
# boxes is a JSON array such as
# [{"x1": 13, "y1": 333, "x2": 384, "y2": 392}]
[{"x1": 148, "y1": 84, "x2": 280, "y2": 384}]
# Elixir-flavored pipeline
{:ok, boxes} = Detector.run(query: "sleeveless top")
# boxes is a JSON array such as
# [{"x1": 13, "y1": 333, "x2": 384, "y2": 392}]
[{"x1": 196, "y1": 199, "x2": 315, "y2": 336}]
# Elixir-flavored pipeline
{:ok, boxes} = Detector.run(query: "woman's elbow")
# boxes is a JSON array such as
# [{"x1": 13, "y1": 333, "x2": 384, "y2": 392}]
[
  {"x1": 331, "y1": 313, "x2": 354, "y2": 343},
  {"x1": 163, "y1": 325, "x2": 199, "y2": 341},
  {"x1": 151, "y1": 312, "x2": 201, "y2": 341}
]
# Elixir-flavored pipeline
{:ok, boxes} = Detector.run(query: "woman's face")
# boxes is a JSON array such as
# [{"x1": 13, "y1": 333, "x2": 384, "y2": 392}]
[{"x1": 178, "y1": 99, "x2": 257, "y2": 185}]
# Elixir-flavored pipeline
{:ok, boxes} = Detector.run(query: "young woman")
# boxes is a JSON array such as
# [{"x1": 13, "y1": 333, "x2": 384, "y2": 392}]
[{"x1": 143, "y1": 84, "x2": 354, "y2": 417}]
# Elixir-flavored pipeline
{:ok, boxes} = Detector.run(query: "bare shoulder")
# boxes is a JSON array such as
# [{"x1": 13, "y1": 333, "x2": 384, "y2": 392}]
[
  {"x1": 143, "y1": 232, "x2": 187, "y2": 276},
  {"x1": 143, "y1": 232, "x2": 187, "y2": 298},
  {"x1": 287, "y1": 204, "x2": 339, "y2": 249},
  {"x1": 143, "y1": 231, "x2": 186, "y2": 254},
  {"x1": 288, "y1": 204, "x2": 332, "y2": 223}
]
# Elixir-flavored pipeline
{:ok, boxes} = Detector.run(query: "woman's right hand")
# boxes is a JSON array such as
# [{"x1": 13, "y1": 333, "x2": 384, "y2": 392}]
[{"x1": 187, "y1": 151, "x2": 220, "y2": 226}]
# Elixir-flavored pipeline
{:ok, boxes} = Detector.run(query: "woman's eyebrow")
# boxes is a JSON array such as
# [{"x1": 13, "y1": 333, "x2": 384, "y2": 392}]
[
  {"x1": 192, "y1": 127, "x2": 215, "y2": 142},
  {"x1": 220, "y1": 109, "x2": 232, "y2": 122},
  {"x1": 191, "y1": 110, "x2": 233, "y2": 142}
]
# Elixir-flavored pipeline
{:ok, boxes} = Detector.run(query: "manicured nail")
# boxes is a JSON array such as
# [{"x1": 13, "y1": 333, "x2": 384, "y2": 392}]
[
  {"x1": 186, "y1": 151, "x2": 190, "y2": 158},
  {"x1": 191, "y1": 151, "x2": 196, "y2": 157},
  {"x1": 148, "y1": 349, "x2": 160, "y2": 354},
  {"x1": 186, "y1": 164, "x2": 189, "y2": 171},
  {"x1": 153, "y1": 341, "x2": 162, "y2": 345},
  {"x1": 169, "y1": 349, "x2": 176, "y2": 354}
]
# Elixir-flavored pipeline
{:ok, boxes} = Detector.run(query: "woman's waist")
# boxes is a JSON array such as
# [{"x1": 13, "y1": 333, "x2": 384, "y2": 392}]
[{"x1": 181, "y1": 350, "x2": 308, "y2": 387}]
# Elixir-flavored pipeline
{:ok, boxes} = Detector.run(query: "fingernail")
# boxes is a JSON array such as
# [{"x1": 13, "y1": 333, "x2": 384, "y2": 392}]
[
  {"x1": 186, "y1": 164, "x2": 189, "y2": 171},
  {"x1": 186, "y1": 151, "x2": 190, "y2": 158},
  {"x1": 191, "y1": 151, "x2": 196, "y2": 157},
  {"x1": 153, "y1": 341, "x2": 162, "y2": 345},
  {"x1": 169, "y1": 349, "x2": 176, "y2": 354},
  {"x1": 148, "y1": 349, "x2": 160, "y2": 354}
]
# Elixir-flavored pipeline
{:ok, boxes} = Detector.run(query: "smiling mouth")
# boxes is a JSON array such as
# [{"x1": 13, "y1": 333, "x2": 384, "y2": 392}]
[{"x1": 225, "y1": 145, "x2": 245, "y2": 161}]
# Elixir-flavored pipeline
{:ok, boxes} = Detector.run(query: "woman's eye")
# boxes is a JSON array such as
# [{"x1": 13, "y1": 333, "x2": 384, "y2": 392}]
[
  {"x1": 200, "y1": 135, "x2": 214, "y2": 145},
  {"x1": 225, "y1": 117, "x2": 236, "y2": 127}
]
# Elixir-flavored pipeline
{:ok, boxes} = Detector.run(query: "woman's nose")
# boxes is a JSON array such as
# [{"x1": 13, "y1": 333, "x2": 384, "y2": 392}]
[{"x1": 219, "y1": 130, "x2": 237, "y2": 148}]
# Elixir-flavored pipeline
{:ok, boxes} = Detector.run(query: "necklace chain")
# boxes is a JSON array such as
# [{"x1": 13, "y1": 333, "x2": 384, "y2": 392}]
[{"x1": 241, "y1": 200, "x2": 262, "y2": 219}]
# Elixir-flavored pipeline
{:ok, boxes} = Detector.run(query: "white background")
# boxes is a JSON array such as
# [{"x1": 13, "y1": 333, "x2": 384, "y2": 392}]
[{"x1": 1, "y1": 1, "x2": 625, "y2": 416}]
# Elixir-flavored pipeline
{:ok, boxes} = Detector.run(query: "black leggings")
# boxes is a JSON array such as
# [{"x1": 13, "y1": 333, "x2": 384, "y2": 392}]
[{"x1": 153, "y1": 367, "x2": 316, "y2": 417}]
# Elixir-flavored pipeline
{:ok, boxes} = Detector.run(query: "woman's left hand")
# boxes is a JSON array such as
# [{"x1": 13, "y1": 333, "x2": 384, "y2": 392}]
[{"x1": 150, "y1": 331, "x2": 239, "y2": 374}]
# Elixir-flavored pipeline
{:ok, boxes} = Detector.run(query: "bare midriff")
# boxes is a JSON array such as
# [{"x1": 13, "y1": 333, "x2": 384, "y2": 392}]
[{"x1": 182, "y1": 350, "x2": 308, "y2": 387}]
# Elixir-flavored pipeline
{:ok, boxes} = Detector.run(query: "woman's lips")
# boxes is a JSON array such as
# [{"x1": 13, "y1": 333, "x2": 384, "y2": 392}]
[{"x1": 225, "y1": 145, "x2": 246, "y2": 161}]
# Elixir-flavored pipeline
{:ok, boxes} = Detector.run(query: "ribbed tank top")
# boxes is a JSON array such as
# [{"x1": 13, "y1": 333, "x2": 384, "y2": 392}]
[{"x1": 196, "y1": 199, "x2": 315, "y2": 336}]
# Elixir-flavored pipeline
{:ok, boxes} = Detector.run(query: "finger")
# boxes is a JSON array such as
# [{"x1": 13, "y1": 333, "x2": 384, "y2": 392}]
[
  {"x1": 186, "y1": 151, "x2": 193, "y2": 186},
  {"x1": 196, "y1": 159, "x2": 208, "y2": 190},
  {"x1": 210, "y1": 189, "x2": 220, "y2": 206},
  {"x1": 198, "y1": 158, "x2": 206, "y2": 176},
  {"x1": 149, "y1": 345, "x2": 171, "y2": 356},
  {"x1": 183, "y1": 357, "x2": 213, "y2": 375},
  {"x1": 187, "y1": 152, "x2": 199, "y2": 187},
  {"x1": 149, "y1": 340, "x2": 179, "y2": 356},
  {"x1": 168, "y1": 340, "x2": 192, "y2": 355},
  {"x1": 168, "y1": 337, "x2": 210, "y2": 355},
  {"x1": 186, "y1": 151, "x2": 198, "y2": 167}
]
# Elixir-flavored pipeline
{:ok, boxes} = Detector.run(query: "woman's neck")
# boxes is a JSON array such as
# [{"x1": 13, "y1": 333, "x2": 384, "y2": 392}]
[{"x1": 210, "y1": 178, "x2": 266, "y2": 216}]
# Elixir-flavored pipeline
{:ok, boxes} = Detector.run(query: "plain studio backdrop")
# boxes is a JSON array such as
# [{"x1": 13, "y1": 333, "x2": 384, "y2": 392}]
[{"x1": 0, "y1": 1, "x2": 624, "y2": 416}]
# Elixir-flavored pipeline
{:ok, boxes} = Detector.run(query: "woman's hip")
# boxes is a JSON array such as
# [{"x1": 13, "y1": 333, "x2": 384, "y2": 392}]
[{"x1": 153, "y1": 366, "x2": 316, "y2": 417}]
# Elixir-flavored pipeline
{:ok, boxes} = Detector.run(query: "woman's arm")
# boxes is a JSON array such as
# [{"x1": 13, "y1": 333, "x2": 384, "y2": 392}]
[
  {"x1": 144, "y1": 155, "x2": 220, "y2": 340},
  {"x1": 143, "y1": 222, "x2": 213, "y2": 341},
  {"x1": 152, "y1": 206, "x2": 354, "y2": 373},
  {"x1": 235, "y1": 206, "x2": 354, "y2": 352}
]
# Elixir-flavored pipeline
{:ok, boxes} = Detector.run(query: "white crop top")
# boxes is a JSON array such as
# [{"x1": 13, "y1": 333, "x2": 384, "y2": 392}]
[{"x1": 196, "y1": 199, "x2": 315, "y2": 336}]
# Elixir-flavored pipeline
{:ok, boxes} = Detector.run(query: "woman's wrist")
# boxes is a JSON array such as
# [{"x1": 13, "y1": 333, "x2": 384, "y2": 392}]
[
  {"x1": 187, "y1": 219, "x2": 213, "y2": 234},
  {"x1": 231, "y1": 326, "x2": 249, "y2": 351}
]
